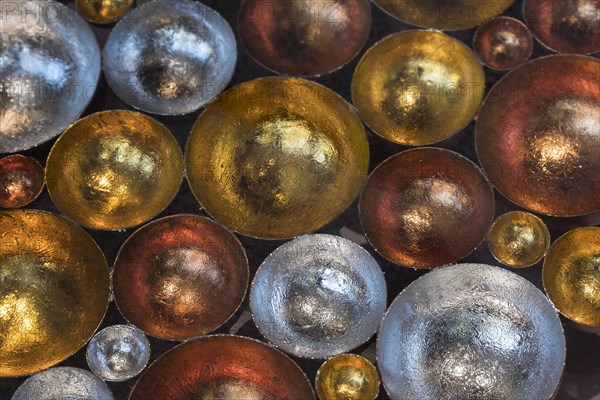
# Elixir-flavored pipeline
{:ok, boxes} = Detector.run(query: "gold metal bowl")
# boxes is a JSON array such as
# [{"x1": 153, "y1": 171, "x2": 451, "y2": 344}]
[
  {"x1": 316, "y1": 354, "x2": 380, "y2": 400},
  {"x1": 185, "y1": 77, "x2": 369, "y2": 239},
  {"x1": 473, "y1": 16, "x2": 534, "y2": 70},
  {"x1": 0, "y1": 210, "x2": 110, "y2": 377},
  {"x1": 76, "y1": 0, "x2": 134, "y2": 24},
  {"x1": 0, "y1": 155, "x2": 44, "y2": 209},
  {"x1": 352, "y1": 30, "x2": 485, "y2": 145},
  {"x1": 46, "y1": 110, "x2": 183, "y2": 230}
]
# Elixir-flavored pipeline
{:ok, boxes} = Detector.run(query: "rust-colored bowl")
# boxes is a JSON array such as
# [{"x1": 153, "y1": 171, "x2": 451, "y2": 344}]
[
  {"x1": 359, "y1": 148, "x2": 495, "y2": 269},
  {"x1": 0, "y1": 155, "x2": 44, "y2": 209},
  {"x1": 76, "y1": 0, "x2": 135, "y2": 24},
  {"x1": 130, "y1": 335, "x2": 315, "y2": 400},
  {"x1": 476, "y1": 55, "x2": 600, "y2": 217},
  {"x1": 112, "y1": 215, "x2": 249, "y2": 341},
  {"x1": 473, "y1": 16, "x2": 534, "y2": 70}
]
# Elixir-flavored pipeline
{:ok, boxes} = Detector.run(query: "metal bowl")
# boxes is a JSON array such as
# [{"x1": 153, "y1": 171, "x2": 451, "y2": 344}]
[
  {"x1": 476, "y1": 55, "x2": 600, "y2": 216},
  {"x1": 129, "y1": 335, "x2": 315, "y2": 400},
  {"x1": 250, "y1": 234, "x2": 387, "y2": 359},
  {"x1": 0, "y1": 210, "x2": 110, "y2": 377},
  {"x1": 0, "y1": 0, "x2": 101, "y2": 153},
  {"x1": 185, "y1": 77, "x2": 369, "y2": 239},
  {"x1": 238, "y1": 0, "x2": 371, "y2": 76},
  {"x1": 0, "y1": 154, "x2": 44, "y2": 208},
  {"x1": 315, "y1": 354, "x2": 380, "y2": 400},
  {"x1": 45, "y1": 110, "x2": 183, "y2": 230},
  {"x1": 473, "y1": 16, "x2": 534, "y2": 70},
  {"x1": 352, "y1": 30, "x2": 485, "y2": 145},
  {"x1": 103, "y1": 0, "x2": 236, "y2": 115},
  {"x1": 76, "y1": 0, "x2": 135, "y2": 24},
  {"x1": 378, "y1": 263, "x2": 566, "y2": 400},
  {"x1": 543, "y1": 227, "x2": 600, "y2": 327},
  {"x1": 359, "y1": 148, "x2": 495, "y2": 269},
  {"x1": 11, "y1": 367, "x2": 113, "y2": 400},
  {"x1": 112, "y1": 215, "x2": 249, "y2": 340}
]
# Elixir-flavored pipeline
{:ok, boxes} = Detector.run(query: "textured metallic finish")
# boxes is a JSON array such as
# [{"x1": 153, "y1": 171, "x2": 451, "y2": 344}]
[
  {"x1": 11, "y1": 367, "x2": 114, "y2": 400},
  {"x1": 316, "y1": 354, "x2": 380, "y2": 400},
  {"x1": 543, "y1": 227, "x2": 600, "y2": 327},
  {"x1": 0, "y1": 0, "x2": 101, "y2": 153},
  {"x1": 359, "y1": 148, "x2": 495, "y2": 269},
  {"x1": 0, "y1": 210, "x2": 110, "y2": 377},
  {"x1": 524, "y1": 0, "x2": 600, "y2": 54},
  {"x1": 0, "y1": 155, "x2": 44, "y2": 208},
  {"x1": 476, "y1": 55, "x2": 600, "y2": 217},
  {"x1": 378, "y1": 263, "x2": 566, "y2": 400},
  {"x1": 473, "y1": 16, "x2": 534, "y2": 70},
  {"x1": 86, "y1": 325, "x2": 150, "y2": 382},
  {"x1": 238, "y1": 0, "x2": 371, "y2": 76},
  {"x1": 488, "y1": 211, "x2": 550, "y2": 267},
  {"x1": 103, "y1": 0, "x2": 236, "y2": 115},
  {"x1": 45, "y1": 110, "x2": 183, "y2": 230},
  {"x1": 112, "y1": 215, "x2": 249, "y2": 340},
  {"x1": 372, "y1": 0, "x2": 515, "y2": 30},
  {"x1": 352, "y1": 30, "x2": 485, "y2": 146},
  {"x1": 130, "y1": 335, "x2": 315, "y2": 400},
  {"x1": 250, "y1": 234, "x2": 386, "y2": 359},
  {"x1": 185, "y1": 77, "x2": 369, "y2": 239},
  {"x1": 76, "y1": 0, "x2": 135, "y2": 24}
]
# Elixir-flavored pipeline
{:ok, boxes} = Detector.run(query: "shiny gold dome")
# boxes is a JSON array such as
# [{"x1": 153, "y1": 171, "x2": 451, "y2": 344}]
[
  {"x1": 0, "y1": 210, "x2": 109, "y2": 377},
  {"x1": 316, "y1": 354, "x2": 380, "y2": 400},
  {"x1": 46, "y1": 110, "x2": 183, "y2": 230},
  {"x1": 76, "y1": 0, "x2": 135, "y2": 24},
  {"x1": 185, "y1": 77, "x2": 369, "y2": 239}
]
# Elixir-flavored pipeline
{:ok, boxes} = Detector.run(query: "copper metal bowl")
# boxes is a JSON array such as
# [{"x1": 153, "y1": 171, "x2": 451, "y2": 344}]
[
  {"x1": 315, "y1": 354, "x2": 380, "y2": 400},
  {"x1": 473, "y1": 16, "x2": 534, "y2": 70},
  {"x1": 0, "y1": 154, "x2": 44, "y2": 208},
  {"x1": 476, "y1": 55, "x2": 600, "y2": 216},
  {"x1": 129, "y1": 335, "x2": 315, "y2": 400},
  {"x1": 359, "y1": 148, "x2": 495, "y2": 269},
  {"x1": 0, "y1": 210, "x2": 110, "y2": 377},
  {"x1": 76, "y1": 0, "x2": 135, "y2": 24}
]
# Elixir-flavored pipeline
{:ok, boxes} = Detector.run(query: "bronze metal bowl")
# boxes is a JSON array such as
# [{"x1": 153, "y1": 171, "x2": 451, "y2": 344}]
[
  {"x1": 473, "y1": 16, "x2": 534, "y2": 70},
  {"x1": 0, "y1": 210, "x2": 110, "y2": 377},
  {"x1": 76, "y1": 0, "x2": 135, "y2": 24},
  {"x1": 476, "y1": 55, "x2": 600, "y2": 217},
  {"x1": 543, "y1": 227, "x2": 600, "y2": 327},
  {"x1": 112, "y1": 215, "x2": 249, "y2": 340},
  {"x1": 129, "y1": 335, "x2": 315, "y2": 400},
  {"x1": 0, "y1": 0, "x2": 101, "y2": 153},
  {"x1": 0, "y1": 154, "x2": 44, "y2": 208},
  {"x1": 352, "y1": 30, "x2": 485, "y2": 145},
  {"x1": 45, "y1": 110, "x2": 183, "y2": 230},
  {"x1": 359, "y1": 148, "x2": 495, "y2": 269},
  {"x1": 315, "y1": 354, "x2": 380, "y2": 400},
  {"x1": 185, "y1": 77, "x2": 369, "y2": 239},
  {"x1": 238, "y1": 0, "x2": 371, "y2": 76}
]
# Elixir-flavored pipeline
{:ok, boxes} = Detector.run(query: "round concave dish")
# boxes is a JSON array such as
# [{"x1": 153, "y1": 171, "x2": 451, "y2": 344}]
[
  {"x1": 315, "y1": 354, "x2": 380, "y2": 400},
  {"x1": 0, "y1": 155, "x2": 44, "y2": 208},
  {"x1": 76, "y1": 0, "x2": 135, "y2": 24},
  {"x1": 473, "y1": 16, "x2": 534, "y2": 70}
]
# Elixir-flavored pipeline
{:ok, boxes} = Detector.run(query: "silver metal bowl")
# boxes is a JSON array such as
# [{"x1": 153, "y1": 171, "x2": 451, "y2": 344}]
[
  {"x1": 0, "y1": 0, "x2": 101, "y2": 153},
  {"x1": 378, "y1": 263, "x2": 566, "y2": 400},
  {"x1": 250, "y1": 234, "x2": 387, "y2": 359},
  {"x1": 103, "y1": 0, "x2": 237, "y2": 115}
]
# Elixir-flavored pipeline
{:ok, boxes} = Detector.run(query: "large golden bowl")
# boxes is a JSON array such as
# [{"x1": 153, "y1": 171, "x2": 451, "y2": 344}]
[
  {"x1": 185, "y1": 77, "x2": 369, "y2": 239},
  {"x1": 0, "y1": 210, "x2": 110, "y2": 377},
  {"x1": 543, "y1": 227, "x2": 600, "y2": 327},
  {"x1": 352, "y1": 30, "x2": 485, "y2": 146},
  {"x1": 46, "y1": 110, "x2": 183, "y2": 230},
  {"x1": 76, "y1": 0, "x2": 135, "y2": 24}
]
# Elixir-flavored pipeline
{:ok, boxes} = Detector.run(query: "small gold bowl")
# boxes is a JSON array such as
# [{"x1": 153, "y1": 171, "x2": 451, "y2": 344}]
[
  {"x1": 185, "y1": 77, "x2": 369, "y2": 239},
  {"x1": 0, "y1": 155, "x2": 44, "y2": 209},
  {"x1": 316, "y1": 354, "x2": 380, "y2": 400},
  {"x1": 543, "y1": 227, "x2": 600, "y2": 327},
  {"x1": 76, "y1": 0, "x2": 135, "y2": 24},
  {"x1": 473, "y1": 16, "x2": 534, "y2": 70},
  {"x1": 46, "y1": 110, "x2": 183, "y2": 230},
  {"x1": 352, "y1": 30, "x2": 485, "y2": 145},
  {"x1": 0, "y1": 210, "x2": 110, "y2": 377}
]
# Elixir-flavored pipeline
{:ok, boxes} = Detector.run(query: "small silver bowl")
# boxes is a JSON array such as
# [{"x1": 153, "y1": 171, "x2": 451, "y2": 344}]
[
  {"x1": 103, "y1": 0, "x2": 237, "y2": 115},
  {"x1": 250, "y1": 234, "x2": 387, "y2": 359},
  {"x1": 378, "y1": 264, "x2": 566, "y2": 400},
  {"x1": 0, "y1": 0, "x2": 101, "y2": 153}
]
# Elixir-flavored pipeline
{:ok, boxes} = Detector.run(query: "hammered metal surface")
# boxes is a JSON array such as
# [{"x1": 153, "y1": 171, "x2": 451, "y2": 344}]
[
  {"x1": 0, "y1": 154, "x2": 44, "y2": 209},
  {"x1": 378, "y1": 263, "x2": 566, "y2": 400},
  {"x1": 0, "y1": 0, "x2": 101, "y2": 153},
  {"x1": 103, "y1": 0, "x2": 237, "y2": 115},
  {"x1": 359, "y1": 148, "x2": 495, "y2": 269},
  {"x1": 316, "y1": 354, "x2": 380, "y2": 400},
  {"x1": 543, "y1": 227, "x2": 600, "y2": 327},
  {"x1": 76, "y1": 0, "x2": 135, "y2": 24},
  {"x1": 86, "y1": 325, "x2": 150, "y2": 382},
  {"x1": 11, "y1": 367, "x2": 114, "y2": 400},
  {"x1": 352, "y1": 30, "x2": 485, "y2": 145},
  {"x1": 129, "y1": 335, "x2": 315, "y2": 400},
  {"x1": 473, "y1": 16, "x2": 534, "y2": 70},
  {"x1": 45, "y1": 110, "x2": 183, "y2": 230},
  {"x1": 476, "y1": 55, "x2": 600, "y2": 216},
  {"x1": 0, "y1": 210, "x2": 110, "y2": 377},
  {"x1": 238, "y1": 0, "x2": 371, "y2": 76},
  {"x1": 112, "y1": 215, "x2": 249, "y2": 340},
  {"x1": 185, "y1": 77, "x2": 369, "y2": 239},
  {"x1": 250, "y1": 234, "x2": 386, "y2": 359}
]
